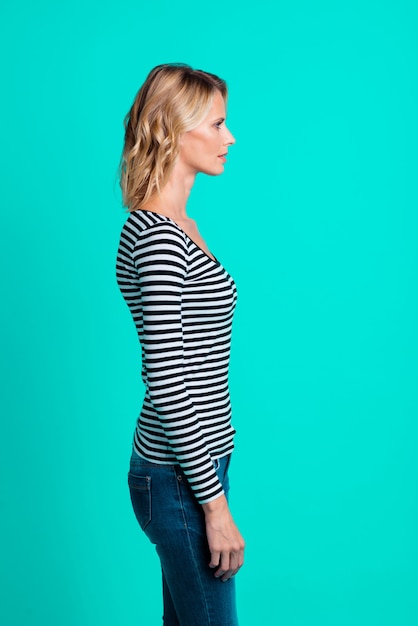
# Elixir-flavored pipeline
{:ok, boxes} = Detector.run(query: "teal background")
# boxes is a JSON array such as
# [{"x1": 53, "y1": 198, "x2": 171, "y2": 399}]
[{"x1": 1, "y1": 1, "x2": 417, "y2": 624}]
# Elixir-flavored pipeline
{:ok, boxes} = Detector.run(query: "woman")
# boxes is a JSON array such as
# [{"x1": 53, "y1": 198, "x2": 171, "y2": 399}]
[{"x1": 116, "y1": 63, "x2": 244, "y2": 626}]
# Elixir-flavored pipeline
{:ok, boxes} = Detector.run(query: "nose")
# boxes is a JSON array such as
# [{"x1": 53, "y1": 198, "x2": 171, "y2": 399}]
[{"x1": 225, "y1": 126, "x2": 236, "y2": 145}]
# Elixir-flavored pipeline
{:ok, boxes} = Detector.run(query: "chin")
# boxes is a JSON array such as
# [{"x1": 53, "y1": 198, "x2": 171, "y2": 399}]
[{"x1": 202, "y1": 165, "x2": 224, "y2": 177}]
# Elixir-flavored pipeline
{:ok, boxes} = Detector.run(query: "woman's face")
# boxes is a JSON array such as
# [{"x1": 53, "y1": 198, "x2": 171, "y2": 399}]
[{"x1": 178, "y1": 91, "x2": 236, "y2": 176}]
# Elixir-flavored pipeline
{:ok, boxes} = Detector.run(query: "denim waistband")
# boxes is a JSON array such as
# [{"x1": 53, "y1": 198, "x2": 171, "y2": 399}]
[{"x1": 130, "y1": 446, "x2": 230, "y2": 474}]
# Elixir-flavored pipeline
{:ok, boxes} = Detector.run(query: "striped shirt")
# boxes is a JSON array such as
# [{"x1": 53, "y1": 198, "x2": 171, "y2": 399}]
[{"x1": 116, "y1": 210, "x2": 238, "y2": 504}]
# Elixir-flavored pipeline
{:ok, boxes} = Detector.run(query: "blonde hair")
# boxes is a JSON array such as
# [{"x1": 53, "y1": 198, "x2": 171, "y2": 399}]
[{"x1": 119, "y1": 63, "x2": 227, "y2": 212}]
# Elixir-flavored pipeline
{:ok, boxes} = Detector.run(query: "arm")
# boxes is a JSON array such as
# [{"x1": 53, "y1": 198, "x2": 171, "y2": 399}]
[
  {"x1": 133, "y1": 223, "x2": 224, "y2": 504},
  {"x1": 134, "y1": 222, "x2": 245, "y2": 578}
]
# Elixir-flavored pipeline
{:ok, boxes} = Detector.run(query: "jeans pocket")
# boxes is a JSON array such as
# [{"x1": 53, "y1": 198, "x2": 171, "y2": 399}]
[
  {"x1": 128, "y1": 472, "x2": 151, "y2": 530},
  {"x1": 212, "y1": 457, "x2": 220, "y2": 471}
]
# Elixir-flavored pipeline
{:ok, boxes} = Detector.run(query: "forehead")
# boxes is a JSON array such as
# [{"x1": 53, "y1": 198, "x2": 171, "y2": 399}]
[{"x1": 207, "y1": 91, "x2": 226, "y2": 117}]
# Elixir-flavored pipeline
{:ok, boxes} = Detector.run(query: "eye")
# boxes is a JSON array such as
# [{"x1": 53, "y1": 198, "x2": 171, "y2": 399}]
[{"x1": 214, "y1": 119, "x2": 225, "y2": 129}]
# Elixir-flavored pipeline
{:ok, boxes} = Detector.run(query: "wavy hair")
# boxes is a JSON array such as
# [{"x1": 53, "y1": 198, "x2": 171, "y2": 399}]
[{"x1": 119, "y1": 63, "x2": 227, "y2": 212}]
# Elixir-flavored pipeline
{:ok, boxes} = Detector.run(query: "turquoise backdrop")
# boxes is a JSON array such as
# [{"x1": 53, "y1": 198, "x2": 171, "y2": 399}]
[{"x1": 1, "y1": 1, "x2": 417, "y2": 625}]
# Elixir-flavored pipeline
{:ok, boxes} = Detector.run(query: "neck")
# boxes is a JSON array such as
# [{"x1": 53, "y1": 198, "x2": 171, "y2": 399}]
[{"x1": 144, "y1": 163, "x2": 196, "y2": 221}]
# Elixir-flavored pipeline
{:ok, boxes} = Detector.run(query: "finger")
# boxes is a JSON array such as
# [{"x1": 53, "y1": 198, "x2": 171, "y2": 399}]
[
  {"x1": 238, "y1": 547, "x2": 244, "y2": 568},
  {"x1": 208, "y1": 549, "x2": 220, "y2": 569},
  {"x1": 225, "y1": 552, "x2": 239, "y2": 579},
  {"x1": 220, "y1": 549, "x2": 244, "y2": 582},
  {"x1": 220, "y1": 551, "x2": 240, "y2": 581},
  {"x1": 214, "y1": 551, "x2": 230, "y2": 579}
]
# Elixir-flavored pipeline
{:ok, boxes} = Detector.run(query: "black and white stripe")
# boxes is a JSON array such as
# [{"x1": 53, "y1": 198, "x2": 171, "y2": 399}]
[{"x1": 116, "y1": 210, "x2": 237, "y2": 504}]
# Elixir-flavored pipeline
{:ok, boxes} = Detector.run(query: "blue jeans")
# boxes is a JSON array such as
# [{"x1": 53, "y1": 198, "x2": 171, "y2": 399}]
[{"x1": 128, "y1": 449, "x2": 238, "y2": 626}]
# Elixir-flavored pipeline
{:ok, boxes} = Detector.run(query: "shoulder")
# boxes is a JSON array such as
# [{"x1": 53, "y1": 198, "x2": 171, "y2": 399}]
[
  {"x1": 120, "y1": 210, "x2": 187, "y2": 249},
  {"x1": 126, "y1": 213, "x2": 188, "y2": 272},
  {"x1": 137, "y1": 216, "x2": 187, "y2": 252}
]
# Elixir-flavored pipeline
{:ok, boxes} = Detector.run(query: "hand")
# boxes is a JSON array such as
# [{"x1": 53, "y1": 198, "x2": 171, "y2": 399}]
[{"x1": 202, "y1": 494, "x2": 245, "y2": 582}]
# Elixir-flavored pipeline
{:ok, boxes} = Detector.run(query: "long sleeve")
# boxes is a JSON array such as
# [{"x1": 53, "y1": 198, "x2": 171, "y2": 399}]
[{"x1": 133, "y1": 222, "x2": 225, "y2": 504}]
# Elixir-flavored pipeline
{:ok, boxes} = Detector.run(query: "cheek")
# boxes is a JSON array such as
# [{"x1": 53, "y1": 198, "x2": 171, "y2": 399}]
[
  {"x1": 208, "y1": 135, "x2": 222, "y2": 153},
  {"x1": 195, "y1": 129, "x2": 219, "y2": 153},
  {"x1": 181, "y1": 130, "x2": 220, "y2": 163}
]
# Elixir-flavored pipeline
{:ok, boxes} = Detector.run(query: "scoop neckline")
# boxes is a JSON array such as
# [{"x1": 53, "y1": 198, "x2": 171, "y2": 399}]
[{"x1": 141, "y1": 209, "x2": 220, "y2": 266}]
